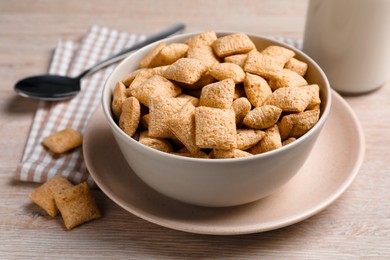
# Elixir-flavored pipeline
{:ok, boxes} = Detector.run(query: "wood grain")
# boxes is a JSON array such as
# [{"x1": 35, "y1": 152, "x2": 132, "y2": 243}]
[{"x1": 1, "y1": 0, "x2": 389, "y2": 258}]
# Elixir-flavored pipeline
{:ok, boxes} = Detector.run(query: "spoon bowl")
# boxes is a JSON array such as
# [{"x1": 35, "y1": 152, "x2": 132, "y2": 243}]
[{"x1": 15, "y1": 75, "x2": 81, "y2": 101}]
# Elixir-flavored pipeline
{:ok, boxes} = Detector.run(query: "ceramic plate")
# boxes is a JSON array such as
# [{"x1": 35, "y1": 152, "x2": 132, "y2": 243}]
[{"x1": 83, "y1": 90, "x2": 365, "y2": 235}]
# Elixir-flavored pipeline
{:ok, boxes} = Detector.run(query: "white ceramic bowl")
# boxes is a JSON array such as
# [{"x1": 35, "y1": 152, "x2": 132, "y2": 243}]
[{"x1": 102, "y1": 32, "x2": 332, "y2": 207}]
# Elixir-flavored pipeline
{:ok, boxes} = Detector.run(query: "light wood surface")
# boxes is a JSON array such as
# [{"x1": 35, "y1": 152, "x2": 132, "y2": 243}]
[{"x1": 1, "y1": 0, "x2": 389, "y2": 258}]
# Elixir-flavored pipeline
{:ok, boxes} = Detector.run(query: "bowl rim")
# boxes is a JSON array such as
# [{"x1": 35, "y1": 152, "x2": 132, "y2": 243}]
[{"x1": 102, "y1": 31, "x2": 332, "y2": 164}]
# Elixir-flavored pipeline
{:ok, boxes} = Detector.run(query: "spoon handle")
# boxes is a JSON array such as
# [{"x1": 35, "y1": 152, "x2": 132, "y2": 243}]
[{"x1": 76, "y1": 23, "x2": 185, "y2": 79}]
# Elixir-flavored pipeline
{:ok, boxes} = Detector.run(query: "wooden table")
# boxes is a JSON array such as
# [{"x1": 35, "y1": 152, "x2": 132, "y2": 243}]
[{"x1": 1, "y1": 0, "x2": 389, "y2": 258}]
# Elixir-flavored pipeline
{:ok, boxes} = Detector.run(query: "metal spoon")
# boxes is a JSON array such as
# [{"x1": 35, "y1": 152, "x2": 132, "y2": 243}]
[{"x1": 14, "y1": 23, "x2": 185, "y2": 101}]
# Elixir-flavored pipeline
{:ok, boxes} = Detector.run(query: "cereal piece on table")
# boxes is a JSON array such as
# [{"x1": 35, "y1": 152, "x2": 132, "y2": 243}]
[
  {"x1": 111, "y1": 81, "x2": 128, "y2": 119},
  {"x1": 149, "y1": 43, "x2": 189, "y2": 67},
  {"x1": 195, "y1": 107, "x2": 237, "y2": 150},
  {"x1": 199, "y1": 78, "x2": 235, "y2": 109},
  {"x1": 139, "y1": 42, "x2": 166, "y2": 68},
  {"x1": 244, "y1": 72, "x2": 272, "y2": 107},
  {"x1": 284, "y1": 57, "x2": 308, "y2": 77},
  {"x1": 279, "y1": 110, "x2": 320, "y2": 139},
  {"x1": 138, "y1": 130, "x2": 173, "y2": 153},
  {"x1": 42, "y1": 128, "x2": 83, "y2": 154},
  {"x1": 236, "y1": 129, "x2": 265, "y2": 150},
  {"x1": 268, "y1": 69, "x2": 308, "y2": 90},
  {"x1": 212, "y1": 33, "x2": 255, "y2": 57},
  {"x1": 243, "y1": 105, "x2": 282, "y2": 129},
  {"x1": 119, "y1": 97, "x2": 141, "y2": 137},
  {"x1": 186, "y1": 30, "x2": 218, "y2": 47},
  {"x1": 261, "y1": 45, "x2": 295, "y2": 65},
  {"x1": 162, "y1": 58, "x2": 208, "y2": 85},
  {"x1": 176, "y1": 93, "x2": 199, "y2": 107},
  {"x1": 264, "y1": 85, "x2": 315, "y2": 112},
  {"x1": 54, "y1": 182, "x2": 101, "y2": 230},
  {"x1": 131, "y1": 74, "x2": 181, "y2": 107},
  {"x1": 232, "y1": 97, "x2": 252, "y2": 126},
  {"x1": 187, "y1": 45, "x2": 219, "y2": 68},
  {"x1": 208, "y1": 62, "x2": 245, "y2": 84},
  {"x1": 149, "y1": 96, "x2": 189, "y2": 138},
  {"x1": 282, "y1": 137, "x2": 297, "y2": 146},
  {"x1": 212, "y1": 149, "x2": 253, "y2": 159},
  {"x1": 169, "y1": 102, "x2": 199, "y2": 154},
  {"x1": 28, "y1": 175, "x2": 73, "y2": 217},
  {"x1": 248, "y1": 124, "x2": 282, "y2": 154},
  {"x1": 224, "y1": 54, "x2": 248, "y2": 68},
  {"x1": 244, "y1": 50, "x2": 284, "y2": 79}
]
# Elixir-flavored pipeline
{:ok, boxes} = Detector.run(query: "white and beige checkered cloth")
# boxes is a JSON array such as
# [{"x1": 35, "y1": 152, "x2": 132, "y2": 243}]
[
  {"x1": 15, "y1": 26, "x2": 146, "y2": 186},
  {"x1": 15, "y1": 26, "x2": 302, "y2": 187}
]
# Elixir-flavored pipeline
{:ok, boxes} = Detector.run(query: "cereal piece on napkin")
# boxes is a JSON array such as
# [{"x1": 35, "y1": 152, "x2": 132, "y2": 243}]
[
  {"x1": 42, "y1": 128, "x2": 83, "y2": 154},
  {"x1": 119, "y1": 97, "x2": 141, "y2": 137},
  {"x1": 195, "y1": 107, "x2": 237, "y2": 149},
  {"x1": 28, "y1": 175, "x2": 73, "y2": 217},
  {"x1": 212, "y1": 33, "x2": 255, "y2": 57},
  {"x1": 54, "y1": 182, "x2": 101, "y2": 230}
]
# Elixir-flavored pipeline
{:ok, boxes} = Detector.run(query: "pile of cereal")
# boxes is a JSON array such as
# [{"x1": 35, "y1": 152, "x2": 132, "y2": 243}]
[{"x1": 111, "y1": 31, "x2": 321, "y2": 159}]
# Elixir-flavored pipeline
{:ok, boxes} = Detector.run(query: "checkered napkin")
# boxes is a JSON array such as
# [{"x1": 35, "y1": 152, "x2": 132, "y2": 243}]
[
  {"x1": 15, "y1": 26, "x2": 302, "y2": 187},
  {"x1": 15, "y1": 26, "x2": 146, "y2": 186}
]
